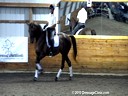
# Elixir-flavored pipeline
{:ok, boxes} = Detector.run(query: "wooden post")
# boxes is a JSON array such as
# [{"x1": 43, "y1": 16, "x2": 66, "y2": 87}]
[
  {"x1": 29, "y1": 8, "x2": 33, "y2": 23},
  {"x1": 55, "y1": 5, "x2": 59, "y2": 34},
  {"x1": 54, "y1": 0, "x2": 61, "y2": 34}
]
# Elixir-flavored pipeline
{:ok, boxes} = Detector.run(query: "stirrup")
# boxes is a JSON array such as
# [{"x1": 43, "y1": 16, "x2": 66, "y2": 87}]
[{"x1": 49, "y1": 51, "x2": 53, "y2": 57}]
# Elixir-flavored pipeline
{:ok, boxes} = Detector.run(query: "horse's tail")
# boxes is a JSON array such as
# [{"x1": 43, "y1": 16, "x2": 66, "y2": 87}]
[{"x1": 69, "y1": 35, "x2": 77, "y2": 61}]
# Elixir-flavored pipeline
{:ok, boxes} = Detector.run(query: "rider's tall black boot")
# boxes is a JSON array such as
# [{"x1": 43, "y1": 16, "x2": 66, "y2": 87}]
[{"x1": 49, "y1": 39, "x2": 54, "y2": 57}]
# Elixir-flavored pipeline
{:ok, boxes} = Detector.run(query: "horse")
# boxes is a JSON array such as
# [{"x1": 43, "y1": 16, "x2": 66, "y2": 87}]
[
  {"x1": 68, "y1": 17, "x2": 96, "y2": 35},
  {"x1": 28, "y1": 22, "x2": 77, "y2": 81}
]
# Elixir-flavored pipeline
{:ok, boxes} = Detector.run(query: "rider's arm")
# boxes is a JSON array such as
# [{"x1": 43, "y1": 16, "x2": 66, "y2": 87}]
[
  {"x1": 43, "y1": 21, "x2": 48, "y2": 29},
  {"x1": 51, "y1": 24, "x2": 56, "y2": 28}
]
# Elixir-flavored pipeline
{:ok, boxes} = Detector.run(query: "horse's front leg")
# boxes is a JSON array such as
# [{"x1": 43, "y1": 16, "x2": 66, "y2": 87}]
[
  {"x1": 34, "y1": 52, "x2": 44, "y2": 81},
  {"x1": 55, "y1": 56, "x2": 65, "y2": 81}
]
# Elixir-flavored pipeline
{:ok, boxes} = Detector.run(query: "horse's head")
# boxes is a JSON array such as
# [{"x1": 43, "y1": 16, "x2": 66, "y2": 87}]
[{"x1": 28, "y1": 22, "x2": 42, "y2": 43}]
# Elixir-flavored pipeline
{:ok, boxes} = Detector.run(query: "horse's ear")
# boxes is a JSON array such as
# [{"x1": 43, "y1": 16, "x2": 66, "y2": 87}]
[
  {"x1": 27, "y1": 21, "x2": 35, "y2": 26},
  {"x1": 27, "y1": 22, "x2": 30, "y2": 26},
  {"x1": 34, "y1": 22, "x2": 39, "y2": 25}
]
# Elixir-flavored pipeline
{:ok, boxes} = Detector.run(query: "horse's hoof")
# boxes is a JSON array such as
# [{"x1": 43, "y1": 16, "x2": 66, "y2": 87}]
[
  {"x1": 55, "y1": 77, "x2": 58, "y2": 81},
  {"x1": 69, "y1": 76, "x2": 72, "y2": 80},
  {"x1": 33, "y1": 77, "x2": 38, "y2": 81}
]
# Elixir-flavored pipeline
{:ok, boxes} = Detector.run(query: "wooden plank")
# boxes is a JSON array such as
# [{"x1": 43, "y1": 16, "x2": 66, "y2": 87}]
[
  {"x1": 27, "y1": 36, "x2": 128, "y2": 70},
  {"x1": 0, "y1": 2, "x2": 50, "y2": 8},
  {"x1": 0, "y1": 20, "x2": 48, "y2": 24},
  {"x1": 29, "y1": 8, "x2": 33, "y2": 23},
  {"x1": 74, "y1": 35, "x2": 128, "y2": 39}
]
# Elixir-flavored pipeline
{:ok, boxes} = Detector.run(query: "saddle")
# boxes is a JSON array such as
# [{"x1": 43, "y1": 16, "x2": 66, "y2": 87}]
[
  {"x1": 46, "y1": 28, "x2": 59, "y2": 48},
  {"x1": 53, "y1": 35, "x2": 59, "y2": 47}
]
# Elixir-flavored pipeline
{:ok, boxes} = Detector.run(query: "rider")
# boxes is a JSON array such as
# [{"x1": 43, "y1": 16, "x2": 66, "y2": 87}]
[
  {"x1": 72, "y1": 4, "x2": 88, "y2": 35},
  {"x1": 44, "y1": 4, "x2": 56, "y2": 56}
]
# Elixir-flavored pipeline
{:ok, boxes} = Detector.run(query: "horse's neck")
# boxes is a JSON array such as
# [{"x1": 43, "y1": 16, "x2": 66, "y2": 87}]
[
  {"x1": 36, "y1": 30, "x2": 46, "y2": 43},
  {"x1": 70, "y1": 18, "x2": 78, "y2": 30},
  {"x1": 35, "y1": 28, "x2": 45, "y2": 42}
]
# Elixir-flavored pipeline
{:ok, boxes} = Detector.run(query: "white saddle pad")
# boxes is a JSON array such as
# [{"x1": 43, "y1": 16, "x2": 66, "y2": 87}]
[{"x1": 54, "y1": 35, "x2": 59, "y2": 47}]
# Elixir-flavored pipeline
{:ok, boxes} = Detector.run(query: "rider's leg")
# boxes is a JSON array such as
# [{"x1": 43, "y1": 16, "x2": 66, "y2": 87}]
[
  {"x1": 49, "y1": 29, "x2": 55, "y2": 56},
  {"x1": 72, "y1": 24, "x2": 80, "y2": 35},
  {"x1": 49, "y1": 39, "x2": 54, "y2": 56},
  {"x1": 43, "y1": 23, "x2": 48, "y2": 30},
  {"x1": 72, "y1": 23, "x2": 85, "y2": 35}
]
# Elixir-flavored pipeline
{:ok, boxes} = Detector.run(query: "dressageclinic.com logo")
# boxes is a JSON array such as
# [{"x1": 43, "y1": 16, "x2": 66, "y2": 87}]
[
  {"x1": 2, "y1": 39, "x2": 14, "y2": 55},
  {"x1": 0, "y1": 37, "x2": 28, "y2": 62},
  {"x1": 0, "y1": 39, "x2": 23, "y2": 57}
]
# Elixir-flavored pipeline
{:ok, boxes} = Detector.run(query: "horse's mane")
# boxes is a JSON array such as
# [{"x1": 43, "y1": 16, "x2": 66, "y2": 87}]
[
  {"x1": 36, "y1": 24, "x2": 43, "y2": 33},
  {"x1": 29, "y1": 22, "x2": 46, "y2": 43}
]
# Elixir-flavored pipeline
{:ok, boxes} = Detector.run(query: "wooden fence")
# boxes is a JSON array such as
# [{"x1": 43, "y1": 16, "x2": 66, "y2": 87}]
[{"x1": 0, "y1": 35, "x2": 128, "y2": 73}]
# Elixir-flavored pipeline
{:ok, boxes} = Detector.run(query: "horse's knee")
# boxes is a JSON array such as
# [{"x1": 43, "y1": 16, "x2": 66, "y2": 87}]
[
  {"x1": 35, "y1": 51, "x2": 42, "y2": 63},
  {"x1": 35, "y1": 57, "x2": 41, "y2": 63},
  {"x1": 36, "y1": 50, "x2": 40, "y2": 55}
]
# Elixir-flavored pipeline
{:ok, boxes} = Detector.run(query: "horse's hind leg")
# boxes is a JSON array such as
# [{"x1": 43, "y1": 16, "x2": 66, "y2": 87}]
[{"x1": 65, "y1": 56, "x2": 73, "y2": 80}]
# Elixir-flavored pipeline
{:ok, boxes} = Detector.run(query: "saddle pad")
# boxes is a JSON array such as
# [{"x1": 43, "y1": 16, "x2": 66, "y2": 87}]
[
  {"x1": 75, "y1": 28, "x2": 83, "y2": 35},
  {"x1": 54, "y1": 35, "x2": 59, "y2": 47}
]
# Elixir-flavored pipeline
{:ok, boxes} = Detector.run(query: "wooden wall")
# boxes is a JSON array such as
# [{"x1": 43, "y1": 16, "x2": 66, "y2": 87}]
[{"x1": 0, "y1": 36, "x2": 128, "y2": 73}]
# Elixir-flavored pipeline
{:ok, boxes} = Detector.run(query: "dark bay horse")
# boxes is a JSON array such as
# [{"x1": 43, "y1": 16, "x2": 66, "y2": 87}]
[
  {"x1": 68, "y1": 17, "x2": 96, "y2": 35},
  {"x1": 28, "y1": 22, "x2": 77, "y2": 81}
]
